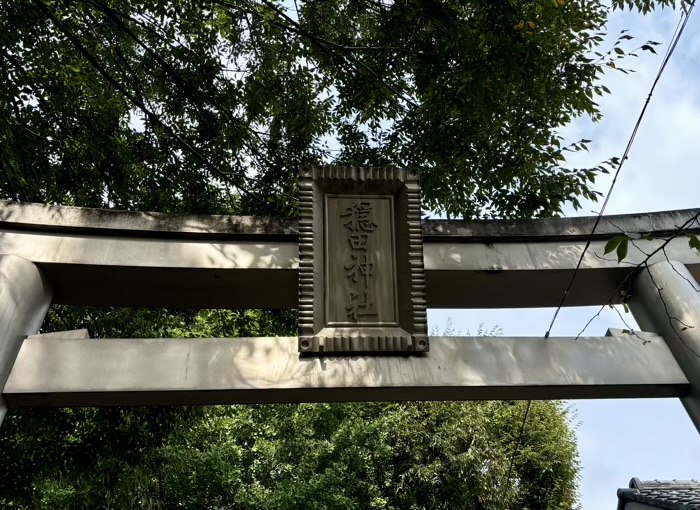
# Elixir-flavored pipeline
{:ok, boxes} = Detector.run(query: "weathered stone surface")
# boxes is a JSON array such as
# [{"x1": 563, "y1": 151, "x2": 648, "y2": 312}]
[
  {"x1": 422, "y1": 208, "x2": 700, "y2": 241},
  {"x1": 4, "y1": 199, "x2": 699, "y2": 242},
  {"x1": 2, "y1": 200, "x2": 700, "y2": 308},
  {"x1": 0, "y1": 199, "x2": 298, "y2": 239},
  {"x1": 631, "y1": 261, "x2": 700, "y2": 434},
  {"x1": 297, "y1": 166, "x2": 428, "y2": 354},
  {"x1": 3, "y1": 332, "x2": 688, "y2": 407},
  {"x1": 0, "y1": 255, "x2": 52, "y2": 424}
]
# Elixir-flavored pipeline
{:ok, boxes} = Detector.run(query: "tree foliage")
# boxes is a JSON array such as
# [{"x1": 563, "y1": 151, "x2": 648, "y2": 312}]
[
  {"x1": 0, "y1": 0, "x2": 683, "y2": 217},
  {"x1": 3, "y1": 392, "x2": 579, "y2": 509}
]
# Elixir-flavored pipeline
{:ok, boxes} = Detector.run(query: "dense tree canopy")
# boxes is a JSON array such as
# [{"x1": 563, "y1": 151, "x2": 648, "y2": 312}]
[
  {"x1": 0, "y1": 0, "x2": 684, "y2": 508},
  {"x1": 0, "y1": 0, "x2": 681, "y2": 217}
]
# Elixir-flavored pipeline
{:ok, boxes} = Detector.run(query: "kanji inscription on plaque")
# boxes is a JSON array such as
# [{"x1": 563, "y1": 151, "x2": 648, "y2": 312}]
[
  {"x1": 298, "y1": 166, "x2": 428, "y2": 354},
  {"x1": 326, "y1": 196, "x2": 396, "y2": 326},
  {"x1": 342, "y1": 201, "x2": 377, "y2": 321}
]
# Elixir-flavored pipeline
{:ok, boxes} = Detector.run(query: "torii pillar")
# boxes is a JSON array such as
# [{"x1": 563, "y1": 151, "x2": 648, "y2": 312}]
[
  {"x1": 0, "y1": 255, "x2": 53, "y2": 425},
  {"x1": 630, "y1": 260, "x2": 700, "y2": 433}
]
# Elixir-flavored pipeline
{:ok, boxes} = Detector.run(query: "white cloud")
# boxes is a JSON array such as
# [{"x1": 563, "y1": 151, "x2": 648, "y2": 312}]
[{"x1": 560, "y1": 7, "x2": 700, "y2": 217}]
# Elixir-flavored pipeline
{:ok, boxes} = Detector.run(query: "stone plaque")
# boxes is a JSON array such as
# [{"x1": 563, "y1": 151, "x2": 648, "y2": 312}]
[{"x1": 298, "y1": 166, "x2": 428, "y2": 354}]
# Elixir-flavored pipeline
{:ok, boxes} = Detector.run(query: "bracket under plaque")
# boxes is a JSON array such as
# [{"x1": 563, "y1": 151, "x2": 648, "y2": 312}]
[{"x1": 298, "y1": 166, "x2": 428, "y2": 354}]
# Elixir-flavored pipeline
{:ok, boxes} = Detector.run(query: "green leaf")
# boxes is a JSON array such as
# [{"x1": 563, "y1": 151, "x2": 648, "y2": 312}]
[
  {"x1": 604, "y1": 236, "x2": 625, "y2": 254},
  {"x1": 616, "y1": 237, "x2": 629, "y2": 262},
  {"x1": 688, "y1": 233, "x2": 700, "y2": 253}
]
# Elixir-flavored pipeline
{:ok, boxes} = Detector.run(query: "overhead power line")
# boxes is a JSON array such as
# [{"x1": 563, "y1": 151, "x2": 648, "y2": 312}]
[
  {"x1": 503, "y1": 5, "x2": 696, "y2": 503},
  {"x1": 543, "y1": 2, "x2": 695, "y2": 339}
]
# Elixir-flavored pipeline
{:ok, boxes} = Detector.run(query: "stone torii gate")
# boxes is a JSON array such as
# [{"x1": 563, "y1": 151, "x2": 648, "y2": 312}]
[{"x1": 1, "y1": 166, "x2": 700, "y2": 435}]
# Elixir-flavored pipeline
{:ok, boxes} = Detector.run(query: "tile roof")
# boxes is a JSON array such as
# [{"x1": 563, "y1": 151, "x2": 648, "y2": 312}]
[{"x1": 618, "y1": 478, "x2": 700, "y2": 510}]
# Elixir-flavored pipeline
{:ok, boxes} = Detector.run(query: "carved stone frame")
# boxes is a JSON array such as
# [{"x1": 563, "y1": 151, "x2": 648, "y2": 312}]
[{"x1": 298, "y1": 166, "x2": 428, "y2": 354}]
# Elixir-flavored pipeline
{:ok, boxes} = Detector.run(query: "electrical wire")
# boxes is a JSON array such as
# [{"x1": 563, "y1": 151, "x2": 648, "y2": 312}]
[
  {"x1": 503, "y1": 6, "x2": 696, "y2": 502},
  {"x1": 502, "y1": 401, "x2": 532, "y2": 496},
  {"x1": 543, "y1": 2, "x2": 695, "y2": 339}
]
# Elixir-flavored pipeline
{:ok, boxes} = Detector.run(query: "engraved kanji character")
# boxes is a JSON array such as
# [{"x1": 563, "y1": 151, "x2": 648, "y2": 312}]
[
  {"x1": 346, "y1": 290, "x2": 360, "y2": 321},
  {"x1": 341, "y1": 202, "x2": 377, "y2": 232},
  {"x1": 348, "y1": 234, "x2": 369, "y2": 250},
  {"x1": 346, "y1": 289, "x2": 375, "y2": 321},
  {"x1": 344, "y1": 253, "x2": 374, "y2": 286}
]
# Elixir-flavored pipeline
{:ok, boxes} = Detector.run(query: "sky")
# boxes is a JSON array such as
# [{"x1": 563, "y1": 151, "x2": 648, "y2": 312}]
[{"x1": 429, "y1": 5, "x2": 700, "y2": 509}]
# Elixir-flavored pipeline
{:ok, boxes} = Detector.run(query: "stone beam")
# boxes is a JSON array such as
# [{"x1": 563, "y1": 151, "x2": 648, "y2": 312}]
[
  {"x1": 422, "y1": 237, "x2": 699, "y2": 308},
  {"x1": 2, "y1": 200, "x2": 699, "y2": 308},
  {"x1": 3, "y1": 331, "x2": 688, "y2": 408},
  {"x1": 0, "y1": 229, "x2": 299, "y2": 308}
]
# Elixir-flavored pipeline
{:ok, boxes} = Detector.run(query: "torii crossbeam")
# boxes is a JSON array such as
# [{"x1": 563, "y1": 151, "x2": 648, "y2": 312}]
[{"x1": 1, "y1": 167, "x2": 700, "y2": 433}]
